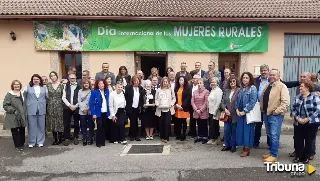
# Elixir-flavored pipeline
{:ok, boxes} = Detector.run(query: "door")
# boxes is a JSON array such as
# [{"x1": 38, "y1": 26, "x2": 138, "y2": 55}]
[
  {"x1": 135, "y1": 52, "x2": 167, "y2": 78},
  {"x1": 218, "y1": 53, "x2": 240, "y2": 79},
  {"x1": 283, "y1": 34, "x2": 320, "y2": 110},
  {"x1": 60, "y1": 52, "x2": 82, "y2": 79}
]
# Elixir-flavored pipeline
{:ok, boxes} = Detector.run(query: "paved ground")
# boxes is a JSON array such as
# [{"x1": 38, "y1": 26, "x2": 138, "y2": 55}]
[{"x1": 1, "y1": 132, "x2": 320, "y2": 181}]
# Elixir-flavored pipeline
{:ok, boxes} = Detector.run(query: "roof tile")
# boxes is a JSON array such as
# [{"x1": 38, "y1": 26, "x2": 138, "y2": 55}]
[{"x1": 0, "y1": 0, "x2": 318, "y2": 18}]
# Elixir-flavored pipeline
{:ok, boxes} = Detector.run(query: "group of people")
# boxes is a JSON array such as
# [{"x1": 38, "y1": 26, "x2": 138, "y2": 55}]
[{"x1": 3, "y1": 61, "x2": 320, "y2": 164}]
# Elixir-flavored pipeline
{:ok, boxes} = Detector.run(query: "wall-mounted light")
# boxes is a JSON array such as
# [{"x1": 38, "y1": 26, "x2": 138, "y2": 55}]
[{"x1": 10, "y1": 31, "x2": 16, "y2": 40}]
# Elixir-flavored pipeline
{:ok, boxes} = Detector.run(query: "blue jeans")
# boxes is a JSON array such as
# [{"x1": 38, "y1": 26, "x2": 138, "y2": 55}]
[
  {"x1": 254, "y1": 113, "x2": 270, "y2": 147},
  {"x1": 263, "y1": 113, "x2": 284, "y2": 157},
  {"x1": 224, "y1": 121, "x2": 237, "y2": 147},
  {"x1": 80, "y1": 115, "x2": 94, "y2": 140}
]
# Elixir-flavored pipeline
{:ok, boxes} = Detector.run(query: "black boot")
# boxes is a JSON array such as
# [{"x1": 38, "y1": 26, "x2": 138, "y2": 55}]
[
  {"x1": 88, "y1": 138, "x2": 93, "y2": 145},
  {"x1": 83, "y1": 139, "x2": 87, "y2": 146},
  {"x1": 57, "y1": 132, "x2": 63, "y2": 145},
  {"x1": 180, "y1": 135, "x2": 186, "y2": 141},
  {"x1": 51, "y1": 131, "x2": 58, "y2": 145},
  {"x1": 181, "y1": 129, "x2": 186, "y2": 141}
]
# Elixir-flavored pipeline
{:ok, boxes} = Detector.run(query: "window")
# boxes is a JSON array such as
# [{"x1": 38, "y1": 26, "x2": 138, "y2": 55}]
[{"x1": 60, "y1": 52, "x2": 82, "y2": 79}]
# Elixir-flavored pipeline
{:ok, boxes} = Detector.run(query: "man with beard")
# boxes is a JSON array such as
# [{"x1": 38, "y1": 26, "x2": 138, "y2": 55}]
[{"x1": 254, "y1": 64, "x2": 271, "y2": 148}]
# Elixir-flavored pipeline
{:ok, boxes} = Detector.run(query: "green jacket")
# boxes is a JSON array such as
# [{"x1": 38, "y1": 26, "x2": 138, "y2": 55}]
[{"x1": 3, "y1": 91, "x2": 27, "y2": 129}]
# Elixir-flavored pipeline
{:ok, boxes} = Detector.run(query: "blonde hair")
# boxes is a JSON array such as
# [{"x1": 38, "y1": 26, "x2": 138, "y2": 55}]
[{"x1": 160, "y1": 77, "x2": 169, "y2": 89}]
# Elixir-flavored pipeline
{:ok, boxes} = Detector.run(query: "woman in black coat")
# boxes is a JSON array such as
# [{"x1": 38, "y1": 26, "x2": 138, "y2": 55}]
[
  {"x1": 124, "y1": 76, "x2": 144, "y2": 141},
  {"x1": 140, "y1": 80, "x2": 157, "y2": 140},
  {"x1": 174, "y1": 76, "x2": 192, "y2": 141}
]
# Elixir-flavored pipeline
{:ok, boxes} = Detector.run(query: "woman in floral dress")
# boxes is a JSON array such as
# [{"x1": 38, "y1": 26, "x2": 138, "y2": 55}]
[{"x1": 46, "y1": 71, "x2": 64, "y2": 145}]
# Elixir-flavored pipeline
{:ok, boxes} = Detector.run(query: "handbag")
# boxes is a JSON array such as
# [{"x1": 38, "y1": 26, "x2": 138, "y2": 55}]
[
  {"x1": 219, "y1": 112, "x2": 229, "y2": 122},
  {"x1": 246, "y1": 102, "x2": 261, "y2": 124}
]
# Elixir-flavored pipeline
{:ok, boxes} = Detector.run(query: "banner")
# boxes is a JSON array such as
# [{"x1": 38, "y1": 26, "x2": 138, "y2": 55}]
[{"x1": 34, "y1": 21, "x2": 268, "y2": 52}]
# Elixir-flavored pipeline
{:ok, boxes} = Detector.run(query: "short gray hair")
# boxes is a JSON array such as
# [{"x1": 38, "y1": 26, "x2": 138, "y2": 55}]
[
  {"x1": 144, "y1": 79, "x2": 151, "y2": 86},
  {"x1": 260, "y1": 64, "x2": 269, "y2": 71},
  {"x1": 210, "y1": 77, "x2": 220, "y2": 85}
]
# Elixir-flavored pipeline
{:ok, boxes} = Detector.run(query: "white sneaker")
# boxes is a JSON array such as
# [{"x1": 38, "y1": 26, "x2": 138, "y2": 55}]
[
  {"x1": 28, "y1": 145, "x2": 34, "y2": 148},
  {"x1": 146, "y1": 136, "x2": 150, "y2": 140},
  {"x1": 207, "y1": 139, "x2": 214, "y2": 145},
  {"x1": 121, "y1": 141, "x2": 128, "y2": 145},
  {"x1": 149, "y1": 136, "x2": 153, "y2": 140},
  {"x1": 114, "y1": 142, "x2": 118, "y2": 144},
  {"x1": 38, "y1": 144, "x2": 43, "y2": 147}
]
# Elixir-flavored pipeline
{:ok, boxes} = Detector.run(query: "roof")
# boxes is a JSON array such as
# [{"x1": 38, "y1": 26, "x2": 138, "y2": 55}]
[{"x1": 0, "y1": 0, "x2": 319, "y2": 21}]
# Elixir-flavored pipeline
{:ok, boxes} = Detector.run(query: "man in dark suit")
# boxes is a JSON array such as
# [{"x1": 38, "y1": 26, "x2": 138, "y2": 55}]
[
  {"x1": 95, "y1": 63, "x2": 116, "y2": 85},
  {"x1": 77, "y1": 70, "x2": 90, "y2": 88},
  {"x1": 175, "y1": 62, "x2": 192, "y2": 81},
  {"x1": 194, "y1": 62, "x2": 206, "y2": 78},
  {"x1": 151, "y1": 76, "x2": 160, "y2": 91}
]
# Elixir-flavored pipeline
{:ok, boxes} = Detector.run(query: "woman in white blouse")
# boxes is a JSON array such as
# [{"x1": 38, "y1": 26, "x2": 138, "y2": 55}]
[
  {"x1": 207, "y1": 77, "x2": 223, "y2": 145},
  {"x1": 105, "y1": 75, "x2": 115, "y2": 141},
  {"x1": 109, "y1": 82, "x2": 128, "y2": 144}
]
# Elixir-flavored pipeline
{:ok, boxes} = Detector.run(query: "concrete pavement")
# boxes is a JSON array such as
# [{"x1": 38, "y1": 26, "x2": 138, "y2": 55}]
[{"x1": 0, "y1": 134, "x2": 320, "y2": 180}]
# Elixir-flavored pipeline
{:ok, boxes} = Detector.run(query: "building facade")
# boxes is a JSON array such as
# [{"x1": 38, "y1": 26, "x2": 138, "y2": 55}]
[{"x1": 0, "y1": 0, "x2": 319, "y2": 110}]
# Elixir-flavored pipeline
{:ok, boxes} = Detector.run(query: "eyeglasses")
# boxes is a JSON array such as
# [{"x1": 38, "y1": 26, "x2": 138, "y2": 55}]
[{"x1": 231, "y1": 80, "x2": 236, "y2": 83}]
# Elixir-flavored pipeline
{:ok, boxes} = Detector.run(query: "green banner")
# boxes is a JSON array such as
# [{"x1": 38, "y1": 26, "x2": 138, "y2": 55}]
[{"x1": 34, "y1": 21, "x2": 268, "y2": 52}]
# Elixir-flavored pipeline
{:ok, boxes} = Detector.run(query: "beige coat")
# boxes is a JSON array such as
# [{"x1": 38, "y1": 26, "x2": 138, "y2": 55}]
[
  {"x1": 260, "y1": 80, "x2": 290, "y2": 115},
  {"x1": 155, "y1": 88, "x2": 176, "y2": 117}
]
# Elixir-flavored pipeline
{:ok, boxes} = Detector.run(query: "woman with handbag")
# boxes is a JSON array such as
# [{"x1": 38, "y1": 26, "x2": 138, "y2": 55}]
[
  {"x1": 220, "y1": 76, "x2": 240, "y2": 152},
  {"x1": 235, "y1": 72, "x2": 257, "y2": 157},
  {"x1": 141, "y1": 80, "x2": 157, "y2": 140},
  {"x1": 207, "y1": 77, "x2": 223, "y2": 145},
  {"x1": 78, "y1": 79, "x2": 93, "y2": 146},
  {"x1": 89, "y1": 79, "x2": 110, "y2": 147},
  {"x1": 108, "y1": 82, "x2": 128, "y2": 144},
  {"x1": 192, "y1": 78, "x2": 210, "y2": 144}
]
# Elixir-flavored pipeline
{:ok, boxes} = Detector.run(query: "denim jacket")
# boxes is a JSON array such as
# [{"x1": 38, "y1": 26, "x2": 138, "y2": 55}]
[{"x1": 235, "y1": 85, "x2": 257, "y2": 113}]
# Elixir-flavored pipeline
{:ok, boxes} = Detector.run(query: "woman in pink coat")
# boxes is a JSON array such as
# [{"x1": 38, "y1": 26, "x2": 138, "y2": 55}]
[{"x1": 191, "y1": 78, "x2": 210, "y2": 144}]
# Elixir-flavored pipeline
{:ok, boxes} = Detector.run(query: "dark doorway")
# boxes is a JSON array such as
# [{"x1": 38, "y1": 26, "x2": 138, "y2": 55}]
[{"x1": 141, "y1": 56, "x2": 167, "y2": 78}]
